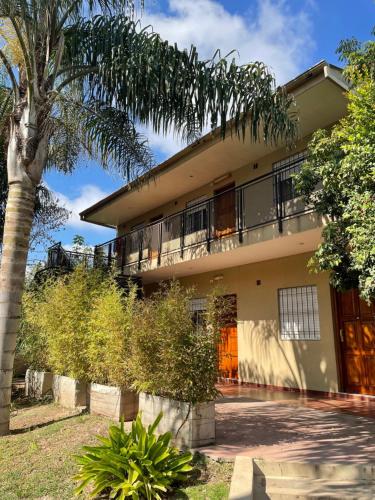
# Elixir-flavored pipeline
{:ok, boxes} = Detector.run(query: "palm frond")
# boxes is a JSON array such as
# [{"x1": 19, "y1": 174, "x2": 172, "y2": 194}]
[
  {"x1": 62, "y1": 15, "x2": 297, "y2": 145},
  {"x1": 48, "y1": 93, "x2": 153, "y2": 181}
]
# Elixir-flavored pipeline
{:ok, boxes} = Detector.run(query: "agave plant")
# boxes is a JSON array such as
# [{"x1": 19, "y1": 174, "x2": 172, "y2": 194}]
[{"x1": 74, "y1": 412, "x2": 193, "y2": 499}]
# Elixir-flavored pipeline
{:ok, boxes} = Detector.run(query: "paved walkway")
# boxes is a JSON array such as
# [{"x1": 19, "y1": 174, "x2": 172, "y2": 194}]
[{"x1": 198, "y1": 385, "x2": 375, "y2": 463}]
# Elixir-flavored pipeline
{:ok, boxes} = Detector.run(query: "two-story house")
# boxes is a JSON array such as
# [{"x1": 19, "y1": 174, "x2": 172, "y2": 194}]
[{"x1": 80, "y1": 60, "x2": 375, "y2": 397}]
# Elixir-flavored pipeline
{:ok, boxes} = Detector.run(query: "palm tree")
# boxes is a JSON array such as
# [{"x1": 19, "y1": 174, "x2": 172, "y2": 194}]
[{"x1": 0, "y1": 0, "x2": 296, "y2": 435}]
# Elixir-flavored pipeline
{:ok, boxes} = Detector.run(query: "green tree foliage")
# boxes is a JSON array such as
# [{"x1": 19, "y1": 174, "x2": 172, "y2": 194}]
[
  {"x1": 295, "y1": 30, "x2": 375, "y2": 301},
  {"x1": 74, "y1": 412, "x2": 193, "y2": 499}
]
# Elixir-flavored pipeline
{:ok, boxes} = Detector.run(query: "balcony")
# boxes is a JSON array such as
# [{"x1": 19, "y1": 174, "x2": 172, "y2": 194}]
[
  {"x1": 46, "y1": 243, "x2": 96, "y2": 270},
  {"x1": 94, "y1": 156, "x2": 320, "y2": 279}
]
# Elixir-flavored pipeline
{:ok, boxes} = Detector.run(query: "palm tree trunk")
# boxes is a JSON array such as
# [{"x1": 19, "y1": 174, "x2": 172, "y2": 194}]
[{"x1": 0, "y1": 180, "x2": 35, "y2": 435}]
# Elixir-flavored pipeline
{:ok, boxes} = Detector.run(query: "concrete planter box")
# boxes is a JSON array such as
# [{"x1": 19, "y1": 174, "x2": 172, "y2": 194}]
[
  {"x1": 52, "y1": 374, "x2": 87, "y2": 409},
  {"x1": 89, "y1": 383, "x2": 138, "y2": 421},
  {"x1": 139, "y1": 392, "x2": 215, "y2": 449},
  {"x1": 25, "y1": 369, "x2": 53, "y2": 398}
]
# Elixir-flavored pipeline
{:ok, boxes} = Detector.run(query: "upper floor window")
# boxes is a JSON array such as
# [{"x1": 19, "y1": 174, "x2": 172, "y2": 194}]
[
  {"x1": 185, "y1": 196, "x2": 208, "y2": 235},
  {"x1": 278, "y1": 285, "x2": 320, "y2": 341},
  {"x1": 273, "y1": 151, "x2": 306, "y2": 203}
]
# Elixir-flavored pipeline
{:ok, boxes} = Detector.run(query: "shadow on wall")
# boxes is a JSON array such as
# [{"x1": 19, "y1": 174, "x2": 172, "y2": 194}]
[{"x1": 238, "y1": 318, "x2": 337, "y2": 393}]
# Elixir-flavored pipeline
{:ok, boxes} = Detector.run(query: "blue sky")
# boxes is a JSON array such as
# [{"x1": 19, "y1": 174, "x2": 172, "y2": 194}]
[{"x1": 35, "y1": 0, "x2": 374, "y2": 262}]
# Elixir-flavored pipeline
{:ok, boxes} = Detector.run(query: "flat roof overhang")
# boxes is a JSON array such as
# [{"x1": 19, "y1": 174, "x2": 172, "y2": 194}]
[{"x1": 80, "y1": 62, "x2": 348, "y2": 229}]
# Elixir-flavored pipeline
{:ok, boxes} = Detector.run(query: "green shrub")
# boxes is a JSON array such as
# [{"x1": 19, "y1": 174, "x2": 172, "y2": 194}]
[
  {"x1": 19, "y1": 265, "x2": 137, "y2": 387},
  {"x1": 87, "y1": 279, "x2": 138, "y2": 388},
  {"x1": 35, "y1": 265, "x2": 105, "y2": 380},
  {"x1": 74, "y1": 412, "x2": 193, "y2": 499},
  {"x1": 17, "y1": 287, "x2": 50, "y2": 372},
  {"x1": 128, "y1": 281, "x2": 229, "y2": 404}
]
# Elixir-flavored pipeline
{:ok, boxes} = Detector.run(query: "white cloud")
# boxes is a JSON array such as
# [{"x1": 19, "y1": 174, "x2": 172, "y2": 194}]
[
  {"x1": 143, "y1": 127, "x2": 185, "y2": 158},
  {"x1": 143, "y1": 0, "x2": 314, "y2": 84},
  {"x1": 52, "y1": 184, "x2": 110, "y2": 232},
  {"x1": 141, "y1": 0, "x2": 315, "y2": 158}
]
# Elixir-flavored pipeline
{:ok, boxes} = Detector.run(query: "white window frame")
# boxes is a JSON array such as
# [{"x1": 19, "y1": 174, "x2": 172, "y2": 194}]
[{"x1": 278, "y1": 285, "x2": 320, "y2": 341}]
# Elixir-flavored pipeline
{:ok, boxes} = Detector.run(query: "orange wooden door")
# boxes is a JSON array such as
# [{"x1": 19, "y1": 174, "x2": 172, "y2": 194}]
[
  {"x1": 218, "y1": 326, "x2": 238, "y2": 379},
  {"x1": 218, "y1": 294, "x2": 238, "y2": 379},
  {"x1": 337, "y1": 289, "x2": 375, "y2": 395},
  {"x1": 214, "y1": 184, "x2": 236, "y2": 238}
]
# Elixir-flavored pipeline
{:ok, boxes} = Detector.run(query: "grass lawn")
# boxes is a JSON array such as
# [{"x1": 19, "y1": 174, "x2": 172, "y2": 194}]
[{"x1": 0, "y1": 400, "x2": 232, "y2": 499}]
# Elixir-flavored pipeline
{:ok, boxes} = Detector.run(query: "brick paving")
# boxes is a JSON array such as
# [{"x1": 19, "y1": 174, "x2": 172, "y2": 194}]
[{"x1": 198, "y1": 384, "x2": 375, "y2": 463}]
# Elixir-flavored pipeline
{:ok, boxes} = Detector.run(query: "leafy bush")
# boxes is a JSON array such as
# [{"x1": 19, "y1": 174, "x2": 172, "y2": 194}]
[
  {"x1": 128, "y1": 281, "x2": 229, "y2": 404},
  {"x1": 35, "y1": 265, "x2": 105, "y2": 380},
  {"x1": 19, "y1": 265, "x2": 137, "y2": 386},
  {"x1": 17, "y1": 287, "x2": 50, "y2": 372},
  {"x1": 87, "y1": 279, "x2": 138, "y2": 388},
  {"x1": 74, "y1": 412, "x2": 192, "y2": 499},
  {"x1": 19, "y1": 264, "x2": 228, "y2": 405}
]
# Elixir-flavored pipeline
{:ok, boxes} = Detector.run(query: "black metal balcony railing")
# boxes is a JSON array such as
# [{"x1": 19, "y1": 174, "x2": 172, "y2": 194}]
[
  {"x1": 94, "y1": 158, "x2": 311, "y2": 272},
  {"x1": 47, "y1": 242, "x2": 95, "y2": 270}
]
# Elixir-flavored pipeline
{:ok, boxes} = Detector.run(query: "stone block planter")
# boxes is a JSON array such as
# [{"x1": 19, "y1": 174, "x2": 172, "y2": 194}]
[
  {"x1": 89, "y1": 383, "x2": 138, "y2": 421},
  {"x1": 139, "y1": 392, "x2": 215, "y2": 449},
  {"x1": 25, "y1": 369, "x2": 53, "y2": 398},
  {"x1": 52, "y1": 374, "x2": 87, "y2": 409}
]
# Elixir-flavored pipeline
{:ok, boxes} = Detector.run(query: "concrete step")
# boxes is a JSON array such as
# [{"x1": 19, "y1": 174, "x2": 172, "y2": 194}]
[
  {"x1": 254, "y1": 475, "x2": 375, "y2": 499},
  {"x1": 229, "y1": 457, "x2": 375, "y2": 500},
  {"x1": 253, "y1": 460, "x2": 375, "y2": 481}
]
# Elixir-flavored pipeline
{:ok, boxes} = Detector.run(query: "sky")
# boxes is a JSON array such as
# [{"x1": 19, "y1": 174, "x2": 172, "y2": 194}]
[{"x1": 35, "y1": 0, "x2": 374, "y2": 262}]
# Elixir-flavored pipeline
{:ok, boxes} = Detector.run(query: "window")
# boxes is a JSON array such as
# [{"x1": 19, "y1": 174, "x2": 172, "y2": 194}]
[
  {"x1": 185, "y1": 196, "x2": 208, "y2": 235},
  {"x1": 190, "y1": 297, "x2": 207, "y2": 326},
  {"x1": 278, "y1": 285, "x2": 320, "y2": 340},
  {"x1": 273, "y1": 151, "x2": 306, "y2": 203}
]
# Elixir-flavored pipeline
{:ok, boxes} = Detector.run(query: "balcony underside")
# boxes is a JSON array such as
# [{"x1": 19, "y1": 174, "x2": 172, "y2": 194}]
[{"x1": 123, "y1": 212, "x2": 324, "y2": 284}]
